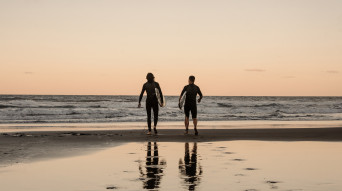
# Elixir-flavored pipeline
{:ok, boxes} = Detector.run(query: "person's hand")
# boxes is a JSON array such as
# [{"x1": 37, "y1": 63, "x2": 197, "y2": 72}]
[
  {"x1": 198, "y1": 98, "x2": 201, "y2": 103},
  {"x1": 138, "y1": 103, "x2": 141, "y2": 108}
]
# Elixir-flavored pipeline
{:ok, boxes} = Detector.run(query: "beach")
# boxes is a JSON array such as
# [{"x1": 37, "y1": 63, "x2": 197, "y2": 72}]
[
  {"x1": 1, "y1": 122, "x2": 342, "y2": 190},
  {"x1": 2, "y1": 0, "x2": 342, "y2": 190}
]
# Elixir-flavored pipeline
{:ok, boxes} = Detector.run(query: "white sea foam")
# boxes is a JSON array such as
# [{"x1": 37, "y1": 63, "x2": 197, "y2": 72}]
[{"x1": 0, "y1": 95, "x2": 341, "y2": 123}]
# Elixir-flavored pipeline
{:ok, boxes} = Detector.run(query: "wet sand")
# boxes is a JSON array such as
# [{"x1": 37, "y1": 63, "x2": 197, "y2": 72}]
[
  {"x1": 1, "y1": 127, "x2": 342, "y2": 167},
  {"x1": 1, "y1": 141, "x2": 342, "y2": 191},
  {"x1": 1, "y1": 123, "x2": 342, "y2": 191}
]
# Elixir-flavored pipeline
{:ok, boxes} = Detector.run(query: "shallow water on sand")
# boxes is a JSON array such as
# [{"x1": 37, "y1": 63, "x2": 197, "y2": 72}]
[{"x1": 1, "y1": 141, "x2": 342, "y2": 191}]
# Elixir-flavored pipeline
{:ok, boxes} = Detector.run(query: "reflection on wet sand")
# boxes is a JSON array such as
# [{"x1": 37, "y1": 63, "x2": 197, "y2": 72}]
[
  {"x1": 1, "y1": 141, "x2": 342, "y2": 190},
  {"x1": 139, "y1": 142, "x2": 166, "y2": 190},
  {"x1": 179, "y1": 142, "x2": 203, "y2": 190}
]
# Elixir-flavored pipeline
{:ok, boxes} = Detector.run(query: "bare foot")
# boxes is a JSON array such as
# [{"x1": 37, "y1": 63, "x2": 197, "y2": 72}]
[{"x1": 184, "y1": 129, "x2": 189, "y2": 135}]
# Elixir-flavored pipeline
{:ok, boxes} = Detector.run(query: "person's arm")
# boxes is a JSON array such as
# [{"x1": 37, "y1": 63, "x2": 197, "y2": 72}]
[
  {"x1": 138, "y1": 84, "x2": 145, "y2": 107},
  {"x1": 179, "y1": 86, "x2": 186, "y2": 102},
  {"x1": 156, "y1": 83, "x2": 164, "y2": 103},
  {"x1": 197, "y1": 86, "x2": 203, "y2": 103}
]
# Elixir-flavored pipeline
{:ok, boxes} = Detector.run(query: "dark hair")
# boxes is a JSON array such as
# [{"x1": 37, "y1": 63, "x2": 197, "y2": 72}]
[
  {"x1": 189, "y1": 75, "x2": 195, "y2": 82},
  {"x1": 146, "y1": 73, "x2": 155, "y2": 82}
]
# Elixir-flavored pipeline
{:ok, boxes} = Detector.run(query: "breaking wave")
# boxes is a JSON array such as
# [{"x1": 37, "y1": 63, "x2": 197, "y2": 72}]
[{"x1": 0, "y1": 95, "x2": 341, "y2": 123}]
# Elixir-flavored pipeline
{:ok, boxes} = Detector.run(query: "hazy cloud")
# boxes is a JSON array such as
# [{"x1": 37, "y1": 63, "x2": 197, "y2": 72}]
[
  {"x1": 326, "y1": 70, "x2": 339, "y2": 74},
  {"x1": 244, "y1": 69, "x2": 266, "y2": 72}
]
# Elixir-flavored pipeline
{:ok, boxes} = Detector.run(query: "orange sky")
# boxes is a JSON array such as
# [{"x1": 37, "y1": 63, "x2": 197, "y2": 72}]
[{"x1": 1, "y1": 0, "x2": 341, "y2": 96}]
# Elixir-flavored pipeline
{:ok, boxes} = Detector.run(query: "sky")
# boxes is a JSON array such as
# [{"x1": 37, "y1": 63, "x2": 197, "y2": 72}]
[{"x1": 1, "y1": 0, "x2": 341, "y2": 96}]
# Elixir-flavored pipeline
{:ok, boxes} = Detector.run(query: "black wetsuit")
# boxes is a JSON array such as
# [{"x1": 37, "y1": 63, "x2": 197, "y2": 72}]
[
  {"x1": 139, "y1": 81, "x2": 164, "y2": 130},
  {"x1": 180, "y1": 84, "x2": 203, "y2": 118}
]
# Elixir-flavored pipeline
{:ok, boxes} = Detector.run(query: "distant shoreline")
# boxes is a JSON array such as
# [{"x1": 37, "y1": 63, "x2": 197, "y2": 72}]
[{"x1": 1, "y1": 94, "x2": 342, "y2": 97}]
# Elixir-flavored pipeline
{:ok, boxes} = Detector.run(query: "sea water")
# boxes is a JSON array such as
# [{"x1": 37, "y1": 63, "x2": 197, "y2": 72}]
[{"x1": 0, "y1": 95, "x2": 342, "y2": 124}]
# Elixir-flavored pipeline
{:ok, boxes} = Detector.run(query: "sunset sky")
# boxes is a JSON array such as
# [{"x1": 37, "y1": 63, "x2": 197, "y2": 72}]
[{"x1": 1, "y1": 0, "x2": 341, "y2": 96}]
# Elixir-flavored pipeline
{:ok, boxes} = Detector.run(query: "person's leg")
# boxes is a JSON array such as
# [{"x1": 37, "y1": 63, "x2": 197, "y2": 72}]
[
  {"x1": 146, "y1": 101, "x2": 152, "y2": 134},
  {"x1": 193, "y1": 118, "x2": 198, "y2": 135},
  {"x1": 184, "y1": 105, "x2": 190, "y2": 134},
  {"x1": 152, "y1": 101, "x2": 159, "y2": 134},
  {"x1": 185, "y1": 116, "x2": 189, "y2": 133},
  {"x1": 192, "y1": 106, "x2": 198, "y2": 135}
]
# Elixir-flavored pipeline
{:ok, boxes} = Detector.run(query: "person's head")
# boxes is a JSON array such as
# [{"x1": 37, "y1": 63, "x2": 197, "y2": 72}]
[
  {"x1": 188, "y1": 75, "x2": 195, "y2": 84},
  {"x1": 146, "y1": 73, "x2": 155, "y2": 83}
]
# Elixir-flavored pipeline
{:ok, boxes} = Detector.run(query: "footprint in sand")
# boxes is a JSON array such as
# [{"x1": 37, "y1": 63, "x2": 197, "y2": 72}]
[
  {"x1": 223, "y1": 152, "x2": 235, "y2": 154},
  {"x1": 266, "y1": 181, "x2": 280, "y2": 184},
  {"x1": 244, "y1": 168, "x2": 258, "y2": 171},
  {"x1": 231, "y1": 158, "x2": 245, "y2": 161},
  {"x1": 106, "y1": 186, "x2": 118, "y2": 189},
  {"x1": 265, "y1": 180, "x2": 281, "y2": 189}
]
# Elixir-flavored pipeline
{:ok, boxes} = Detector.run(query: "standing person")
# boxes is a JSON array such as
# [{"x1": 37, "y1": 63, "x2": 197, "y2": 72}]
[
  {"x1": 179, "y1": 76, "x2": 203, "y2": 135},
  {"x1": 138, "y1": 73, "x2": 164, "y2": 135}
]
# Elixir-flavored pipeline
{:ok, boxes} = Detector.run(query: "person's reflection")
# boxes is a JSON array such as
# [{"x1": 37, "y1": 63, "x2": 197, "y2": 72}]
[
  {"x1": 139, "y1": 142, "x2": 166, "y2": 190},
  {"x1": 179, "y1": 142, "x2": 203, "y2": 190}
]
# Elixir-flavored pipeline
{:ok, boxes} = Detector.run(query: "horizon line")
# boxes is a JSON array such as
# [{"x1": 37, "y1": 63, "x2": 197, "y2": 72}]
[{"x1": 0, "y1": 94, "x2": 341, "y2": 97}]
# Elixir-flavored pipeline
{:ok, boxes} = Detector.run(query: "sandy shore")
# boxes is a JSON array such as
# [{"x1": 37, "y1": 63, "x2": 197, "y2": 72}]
[{"x1": 1, "y1": 126, "x2": 342, "y2": 167}]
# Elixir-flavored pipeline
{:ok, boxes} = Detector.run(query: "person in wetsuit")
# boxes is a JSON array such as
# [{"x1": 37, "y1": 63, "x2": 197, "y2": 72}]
[
  {"x1": 179, "y1": 76, "x2": 203, "y2": 135},
  {"x1": 138, "y1": 73, "x2": 164, "y2": 135}
]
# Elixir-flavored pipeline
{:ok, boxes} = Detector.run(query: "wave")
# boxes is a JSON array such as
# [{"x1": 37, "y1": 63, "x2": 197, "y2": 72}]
[
  {"x1": 38, "y1": 105, "x2": 76, "y2": 108},
  {"x1": 0, "y1": 96, "x2": 26, "y2": 101},
  {"x1": 250, "y1": 103, "x2": 284, "y2": 108},
  {"x1": 0, "y1": 104, "x2": 18, "y2": 109},
  {"x1": 217, "y1": 103, "x2": 234, "y2": 108},
  {"x1": 0, "y1": 95, "x2": 342, "y2": 123}
]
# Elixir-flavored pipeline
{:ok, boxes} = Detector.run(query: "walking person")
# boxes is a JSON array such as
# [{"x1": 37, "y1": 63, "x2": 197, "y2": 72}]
[
  {"x1": 179, "y1": 76, "x2": 203, "y2": 135},
  {"x1": 138, "y1": 73, "x2": 164, "y2": 135}
]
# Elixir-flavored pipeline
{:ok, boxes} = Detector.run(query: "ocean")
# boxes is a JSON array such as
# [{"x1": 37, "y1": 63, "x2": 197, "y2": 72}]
[{"x1": 0, "y1": 95, "x2": 341, "y2": 124}]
